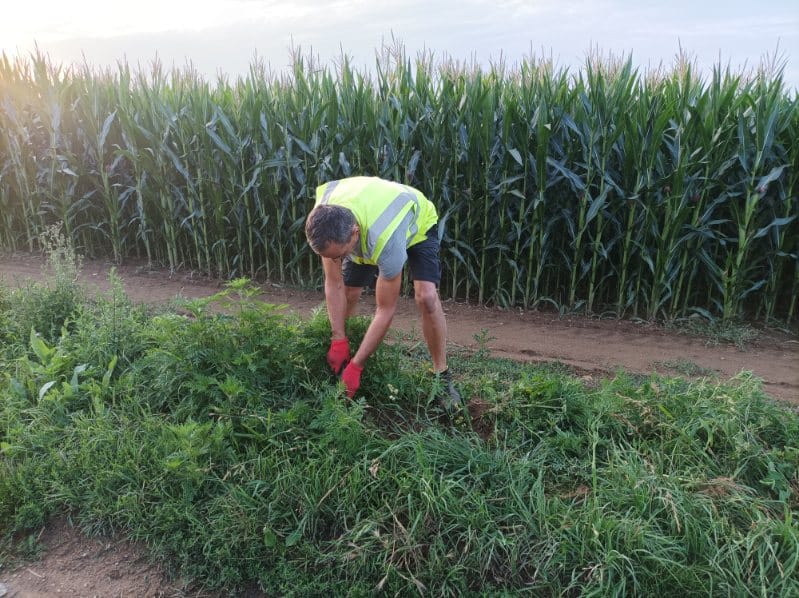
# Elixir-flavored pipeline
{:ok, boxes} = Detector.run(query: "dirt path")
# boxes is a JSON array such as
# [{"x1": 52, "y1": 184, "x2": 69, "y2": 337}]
[
  {"x1": 1, "y1": 253, "x2": 797, "y2": 403},
  {"x1": 1, "y1": 253, "x2": 798, "y2": 596}
]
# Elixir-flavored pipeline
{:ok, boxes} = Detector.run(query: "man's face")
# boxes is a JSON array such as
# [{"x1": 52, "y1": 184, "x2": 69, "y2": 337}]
[{"x1": 317, "y1": 225, "x2": 359, "y2": 260}]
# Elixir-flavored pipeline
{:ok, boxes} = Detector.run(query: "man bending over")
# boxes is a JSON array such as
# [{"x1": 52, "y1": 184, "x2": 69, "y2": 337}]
[{"x1": 305, "y1": 176, "x2": 462, "y2": 412}]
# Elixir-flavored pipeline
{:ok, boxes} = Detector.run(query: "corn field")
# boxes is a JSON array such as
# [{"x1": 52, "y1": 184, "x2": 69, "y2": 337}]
[{"x1": 0, "y1": 48, "x2": 797, "y2": 321}]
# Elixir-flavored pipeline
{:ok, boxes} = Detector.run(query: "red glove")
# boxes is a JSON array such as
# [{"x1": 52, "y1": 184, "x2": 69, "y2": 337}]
[
  {"x1": 327, "y1": 338, "x2": 350, "y2": 374},
  {"x1": 340, "y1": 361, "x2": 363, "y2": 398}
]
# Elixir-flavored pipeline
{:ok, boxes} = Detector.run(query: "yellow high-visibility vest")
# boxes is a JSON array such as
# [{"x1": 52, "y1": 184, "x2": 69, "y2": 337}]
[{"x1": 315, "y1": 177, "x2": 438, "y2": 266}]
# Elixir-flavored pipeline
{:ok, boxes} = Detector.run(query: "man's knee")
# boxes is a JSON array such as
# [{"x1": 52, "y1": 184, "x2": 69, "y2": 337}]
[
  {"x1": 346, "y1": 286, "x2": 362, "y2": 302},
  {"x1": 414, "y1": 282, "x2": 440, "y2": 315},
  {"x1": 345, "y1": 286, "x2": 362, "y2": 316}
]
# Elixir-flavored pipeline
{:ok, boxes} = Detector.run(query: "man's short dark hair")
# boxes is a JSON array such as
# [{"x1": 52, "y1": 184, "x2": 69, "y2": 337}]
[{"x1": 305, "y1": 204, "x2": 356, "y2": 253}]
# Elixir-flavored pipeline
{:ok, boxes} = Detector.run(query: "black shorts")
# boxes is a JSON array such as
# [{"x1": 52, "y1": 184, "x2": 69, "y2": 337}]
[{"x1": 343, "y1": 224, "x2": 441, "y2": 287}]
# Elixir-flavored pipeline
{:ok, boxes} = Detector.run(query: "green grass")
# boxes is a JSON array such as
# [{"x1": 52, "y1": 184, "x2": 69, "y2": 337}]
[{"x1": 1, "y1": 272, "x2": 797, "y2": 596}]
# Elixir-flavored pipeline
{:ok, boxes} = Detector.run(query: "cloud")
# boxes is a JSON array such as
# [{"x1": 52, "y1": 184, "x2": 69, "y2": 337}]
[{"x1": 3, "y1": 0, "x2": 796, "y2": 89}]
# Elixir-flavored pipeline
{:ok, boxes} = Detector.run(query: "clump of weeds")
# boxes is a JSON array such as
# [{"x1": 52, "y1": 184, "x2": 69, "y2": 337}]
[
  {"x1": 3, "y1": 223, "x2": 85, "y2": 346},
  {"x1": 666, "y1": 312, "x2": 760, "y2": 350}
]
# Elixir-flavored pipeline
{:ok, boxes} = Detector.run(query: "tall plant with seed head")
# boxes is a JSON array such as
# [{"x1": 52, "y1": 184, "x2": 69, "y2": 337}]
[{"x1": 0, "y1": 47, "x2": 796, "y2": 322}]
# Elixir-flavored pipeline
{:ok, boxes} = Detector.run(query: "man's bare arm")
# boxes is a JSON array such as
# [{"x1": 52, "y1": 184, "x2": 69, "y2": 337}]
[
  {"x1": 322, "y1": 257, "x2": 348, "y2": 339},
  {"x1": 351, "y1": 273, "x2": 402, "y2": 366}
]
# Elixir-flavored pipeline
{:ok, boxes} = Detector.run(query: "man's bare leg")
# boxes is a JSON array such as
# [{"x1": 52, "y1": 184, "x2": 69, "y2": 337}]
[
  {"x1": 414, "y1": 280, "x2": 447, "y2": 372},
  {"x1": 345, "y1": 286, "x2": 362, "y2": 319}
]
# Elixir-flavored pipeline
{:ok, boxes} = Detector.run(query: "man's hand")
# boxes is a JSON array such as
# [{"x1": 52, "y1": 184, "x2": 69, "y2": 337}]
[
  {"x1": 341, "y1": 361, "x2": 363, "y2": 398},
  {"x1": 327, "y1": 338, "x2": 350, "y2": 374}
]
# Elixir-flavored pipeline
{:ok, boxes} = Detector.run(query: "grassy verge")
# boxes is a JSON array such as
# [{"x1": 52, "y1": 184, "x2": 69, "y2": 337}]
[{"x1": 1, "y1": 273, "x2": 797, "y2": 596}]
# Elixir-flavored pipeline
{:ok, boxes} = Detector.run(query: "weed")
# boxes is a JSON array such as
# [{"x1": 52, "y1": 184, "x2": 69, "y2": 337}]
[
  {"x1": 3, "y1": 223, "x2": 84, "y2": 345},
  {"x1": 655, "y1": 358, "x2": 718, "y2": 378},
  {"x1": 472, "y1": 327, "x2": 497, "y2": 361},
  {"x1": 39, "y1": 223, "x2": 83, "y2": 287},
  {"x1": 0, "y1": 280, "x2": 797, "y2": 595},
  {"x1": 666, "y1": 313, "x2": 760, "y2": 350}
]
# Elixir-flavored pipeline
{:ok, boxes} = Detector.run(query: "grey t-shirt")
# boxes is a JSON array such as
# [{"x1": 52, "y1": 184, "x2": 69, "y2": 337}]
[{"x1": 350, "y1": 211, "x2": 413, "y2": 279}]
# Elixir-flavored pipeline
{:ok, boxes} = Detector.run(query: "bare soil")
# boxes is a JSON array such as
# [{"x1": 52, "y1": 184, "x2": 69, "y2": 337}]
[
  {"x1": 1, "y1": 253, "x2": 797, "y2": 597},
  {"x1": 1, "y1": 518, "x2": 205, "y2": 598}
]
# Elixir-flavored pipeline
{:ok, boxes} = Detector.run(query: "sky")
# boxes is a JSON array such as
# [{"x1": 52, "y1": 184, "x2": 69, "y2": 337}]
[{"x1": 1, "y1": 0, "x2": 797, "y2": 89}]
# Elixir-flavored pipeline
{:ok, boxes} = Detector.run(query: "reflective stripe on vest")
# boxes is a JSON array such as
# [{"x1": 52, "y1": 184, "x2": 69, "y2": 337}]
[{"x1": 315, "y1": 177, "x2": 437, "y2": 265}]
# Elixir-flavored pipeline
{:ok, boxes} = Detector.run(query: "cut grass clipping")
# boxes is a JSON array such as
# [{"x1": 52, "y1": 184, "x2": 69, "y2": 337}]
[{"x1": 1, "y1": 276, "x2": 797, "y2": 596}]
